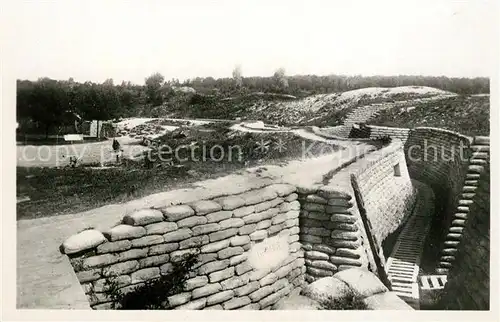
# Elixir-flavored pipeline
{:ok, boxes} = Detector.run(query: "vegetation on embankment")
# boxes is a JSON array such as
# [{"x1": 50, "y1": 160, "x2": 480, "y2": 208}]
[{"x1": 369, "y1": 95, "x2": 489, "y2": 136}]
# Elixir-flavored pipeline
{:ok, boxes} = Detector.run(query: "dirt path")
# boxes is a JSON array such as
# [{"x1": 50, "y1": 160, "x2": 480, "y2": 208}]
[
  {"x1": 17, "y1": 137, "x2": 149, "y2": 168},
  {"x1": 232, "y1": 122, "x2": 362, "y2": 148}
]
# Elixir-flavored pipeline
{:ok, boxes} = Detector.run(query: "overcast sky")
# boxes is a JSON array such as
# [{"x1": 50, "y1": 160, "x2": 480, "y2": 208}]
[{"x1": 4, "y1": 0, "x2": 498, "y2": 84}]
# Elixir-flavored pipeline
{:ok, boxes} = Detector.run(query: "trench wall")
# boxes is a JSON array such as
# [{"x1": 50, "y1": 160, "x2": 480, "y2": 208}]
[
  {"x1": 297, "y1": 185, "x2": 372, "y2": 283},
  {"x1": 61, "y1": 183, "x2": 306, "y2": 310},
  {"x1": 296, "y1": 141, "x2": 418, "y2": 283},
  {"x1": 351, "y1": 140, "x2": 416, "y2": 248},
  {"x1": 404, "y1": 128, "x2": 472, "y2": 272},
  {"x1": 354, "y1": 125, "x2": 485, "y2": 273},
  {"x1": 439, "y1": 137, "x2": 490, "y2": 310},
  {"x1": 60, "y1": 127, "x2": 489, "y2": 310},
  {"x1": 351, "y1": 124, "x2": 490, "y2": 309},
  {"x1": 61, "y1": 139, "x2": 422, "y2": 310}
]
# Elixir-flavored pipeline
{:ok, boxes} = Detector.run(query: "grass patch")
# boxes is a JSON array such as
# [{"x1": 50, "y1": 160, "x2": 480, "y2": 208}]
[
  {"x1": 103, "y1": 250, "x2": 199, "y2": 309},
  {"x1": 317, "y1": 290, "x2": 368, "y2": 310}
]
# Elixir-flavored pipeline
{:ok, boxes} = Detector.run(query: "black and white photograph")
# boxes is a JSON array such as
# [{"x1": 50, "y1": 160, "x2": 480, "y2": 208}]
[{"x1": 1, "y1": 0, "x2": 498, "y2": 319}]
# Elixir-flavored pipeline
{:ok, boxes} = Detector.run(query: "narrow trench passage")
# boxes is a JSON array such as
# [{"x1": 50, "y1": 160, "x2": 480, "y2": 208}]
[{"x1": 380, "y1": 182, "x2": 436, "y2": 310}]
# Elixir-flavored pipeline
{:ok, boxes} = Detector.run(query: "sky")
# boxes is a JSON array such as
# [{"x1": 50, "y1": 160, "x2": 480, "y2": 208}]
[{"x1": 3, "y1": 0, "x2": 498, "y2": 84}]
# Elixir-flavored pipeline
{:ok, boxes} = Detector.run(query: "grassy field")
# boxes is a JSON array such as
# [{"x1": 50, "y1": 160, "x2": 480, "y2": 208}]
[{"x1": 369, "y1": 95, "x2": 489, "y2": 136}]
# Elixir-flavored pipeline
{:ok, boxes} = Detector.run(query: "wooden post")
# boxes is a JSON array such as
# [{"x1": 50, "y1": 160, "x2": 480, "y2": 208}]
[{"x1": 350, "y1": 174, "x2": 392, "y2": 290}]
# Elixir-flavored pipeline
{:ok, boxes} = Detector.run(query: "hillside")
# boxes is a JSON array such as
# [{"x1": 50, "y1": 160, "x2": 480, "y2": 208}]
[
  {"x1": 368, "y1": 95, "x2": 489, "y2": 136},
  {"x1": 167, "y1": 86, "x2": 455, "y2": 127}
]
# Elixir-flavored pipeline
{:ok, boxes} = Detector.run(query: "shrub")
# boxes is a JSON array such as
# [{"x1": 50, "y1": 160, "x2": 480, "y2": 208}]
[
  {"x1": 369, "y1": 135, "x2": 392, "y2": 148},
  {"x1": 201, "y1": 121, "x2": 234, "y2": 134},
  {"x1": 317, "y1": 289, "x2": 368, "y2": 310},
  {"x1": 103, "y1": 250, "x2": 199, "y2": 310}
]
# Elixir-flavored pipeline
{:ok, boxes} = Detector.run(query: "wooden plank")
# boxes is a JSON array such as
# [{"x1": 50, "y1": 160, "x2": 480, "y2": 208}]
[
  {"x1": 430, "y1": 275, "x2": 440, "y2": 288},
  {"x1": 420, "y1": 276, "x2": 431, "y2": 289},
  {"x1": 350, "y1": 174, "x2": 392, "y2": 290}
]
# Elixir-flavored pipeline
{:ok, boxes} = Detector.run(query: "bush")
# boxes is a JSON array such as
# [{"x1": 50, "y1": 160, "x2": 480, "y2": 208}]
[
  {"x1": 369, "y1": 135, "x2": 392, "y2": 148},
  {"x1": 102, "y1": 250, "x2": 199, "y2": 309},
  {"x1": 317, "y1": 289, "x2": 368, "y2": 310}
]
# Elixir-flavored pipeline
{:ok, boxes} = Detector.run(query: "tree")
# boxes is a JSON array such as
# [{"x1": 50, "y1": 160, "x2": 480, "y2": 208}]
[
  {"x1": 273, "y1": 67, "x2": 289, "y2": 92},
  {"x1": 103, "y1": 78, "x2": 114, "y2": 86},
  {"x1": 145, "y1": 72, "x2": 165, "y2": 106},
  {"x1": 232, "y1": 65, "x2": 243, "y2": 89},
  {"x1": 29, "y1": 78, "x2": 69, "y2": 137}
]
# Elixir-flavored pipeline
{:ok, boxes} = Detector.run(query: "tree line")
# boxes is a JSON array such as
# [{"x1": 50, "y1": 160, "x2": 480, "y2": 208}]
[{"x1": 17, "y1": 69, "x2": 489, "y2": 135}]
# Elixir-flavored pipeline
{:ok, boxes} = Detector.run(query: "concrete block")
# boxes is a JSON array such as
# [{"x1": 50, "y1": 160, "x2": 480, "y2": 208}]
[
  {"x1": 230, "y1": 253, "x2": 247, "y2": 266},
  {"x1": 139, "y1": 254, "x2": 170, "y2": 268},
  {"x1": 209, "y1": 267, "x2": 235, "y2": 283},
  {"x1": 269, "y1": 183, "x2": 296, "y2": 197},
  {"x1": 221, "y1": 273, "x2": 250, "y2": 290},
  {"x1": 192, "y1": 283, "x2": 222, "y2": 299},
  {"x1": 301, "y1": 276, "x2": 351, "y2": 302},
  {"x1": 163, "y1": 228, "x2": 193, "y2": 242},
  {"x1": 201, "y1": 239, "x2": 230, "y2": 253},
  {"x1": 233, "y1": 206, "x2": 255, "y2": 218},
  {"x1": 96, "y1": 240, "x2": 132, "y2": 254},
  {"x1": 190, "y1": 200, "x2": 222, "y2": 215},
  {"x1": 123, "y1": 209, "x2": 164, "y2": 226},
  {"x1": 179, "y1": 235, "x2": 209, "y2": 249},
  {"x1": 214, "y1": 195, "x2": 246, "y2": 210},
  {"x1": 334, "y1": 268, "x2": 387, "y2": 298},
  {"x1": 167, "y1": 292, "x2": 192, "y2": 307},
  {"x1": 223, "y1": 296, "x2": 251, "y2": 309},
  {"x1": 260, "y1": 272, "x2": 279, "y2": 286},
  {"x1": 131, "y1": 267, "x2": 160, "y2": 284},
  {"x1": 62, "y1": 229, "x2": 107, "y2": 254},
  {"x1": 83, "y1": 254, "x2": 119, "y2": 269},
  {"x1": 206, "y1": 211, "x2": 233, "y2": 223},
  {"x1": 209, "y1": 228, "x2": 238, "y2": 242},
  {"x1": 163, "y1": 205, "x2": 195, "y2": 221},
  {"x1": 240, "y1": 187, "x2": 278, "y2": 205},
  {"x1": 145, "y1": 222, "x2": 178, "y2": 235},
  {"x1": 178, "y1": 216, "x2": 208, "y2": 228},
  {"x1": 185, "y1": 276, "x2": 209, "y2": 291},
  {"x1": 149, "y1": 242, "x2": 179, "y2": 255},
  {"x1": 363, "y1": 291, "x2": 413, "y2": 310},
  {"x1": 255, "y1": 220, "x2": 272, "y2": 230},
  {"x1": 218, "y1": 247, "x2": 244, "y2": 259},
  {"x1": 192, "y1": 223, "x2": 221, "y2": 236},
  {"x1": 104, "y1": 225, "x2": 146, "y2": 241},
  {"x1": 103, "y1": 260, "x2": 139, "y2": 277},
  {"x1": 207, "y1": 290, "x2": 234, "y2": 306},
  {"x1": 131, "y1": 235, "x2": 164, "y2": 247},
  {"x1": 234, "y1": 281, "x2": 260, "y2": 296},
  {"x1": 198, "y1": 259, "x2": 230, "y2": 275},
  {"x1": 220, "y1": 218, "x2": 245, "y2": 229},
  {"x1": 175, "y1": 298, "x2": 207, "y2": 310},
  {"x1": 250, "y1": 229, "x2": 268, "y2": 241},
  {"x1": 118, "y1": 248, "x2": 148, "y2": 261},
  {"x1": 170, "y1": 249, "x2": 199, "y2": 262},
  {"x1": 76, "y1": 268, "x2": 102, "y2": 283},
  {"x1": 238, "y1": 224, "x2": 257, "y2": 236}
]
